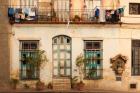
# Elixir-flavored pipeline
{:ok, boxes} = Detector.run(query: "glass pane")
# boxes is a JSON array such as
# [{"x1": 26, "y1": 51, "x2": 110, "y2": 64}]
[
  {"x1": 66, "y1": 60, "x2": 71, "y2": 67},
  {"x1": 66, "y1": 52, "x2": 70, "y2": 59},
  {"x1": 60, "y1": 52, "x2": 65, "y2": 59},
  {"x1": 22, "y1": 42, "x2": 29, "y2": 49},
  {"x1": 60, "y1": 60, "x2": 65, "y2": 67},
  {"x1": 60, "y1": 36, "x2": 64, "y2": 44},
  {"x1": 60, "y1": 45, "x2": 65, "y2": 50},
  {"x1": 54, "y1": 69, "x2": 58, "y2": 76},
  {"x1": 53, "y1": 53, "x2": 58, "y2": 59},
  {"x1": 97, "y1": 70, "x2": 101, "y2": 77},
  {"x1": 60, "y1": 69, "x2": 64, "y2": 75},
  {"x1": 67, "y1": 38, "x2": 70, "y2": 44},
  {"x1": 93, "y1": 42, "x2": 101, "y2": 49},
  {"x1": 21, "y1": 65, "x2": 27, "y2": 78},
  {"x1": 53, "y1": 38, "x2": 57, "y2": 44},
  {"x1": 53, "y1": 45, "x2": 58, "y2": 50},
  {"x1": 66, "y1": 45, "x2": 70, "y2": 50},
  {"x1": 31, "y1": 42, "x2": 37, "y2": 49},
  {"x1": 54, "y1": 61, "x2": 58, "y2": 68},
  {"x1": 86, "y1": 42, "x2": 92, "y2": 49},
  {"x1": 94, "y1": 51, "x2": 101, "y2": 58},
  {"x1": 66, "y1": 69, "x2": 70, "y2": 76}
]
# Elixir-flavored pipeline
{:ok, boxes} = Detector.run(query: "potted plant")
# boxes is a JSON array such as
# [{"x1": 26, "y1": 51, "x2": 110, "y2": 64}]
[
  {"x1": 75, "y1": 54, "x2": 86, "y2": 90},
  {"x1": 33, "y1": 50, "x2": 48, "y2": 90},
  {"x1": 71, "y1": 76, "x2": 78, "y2": 89},
  {"x1": 21, "y1": 50, "x2": 48, "y2": 90},
  {"x1": 76, "y1": 81, "x2": 85, "y2": 90},
  {"x1": 73, "y1": 15, "x2": 81, "y2": 21},
  {"x1": 10, "y1": 78, "x2": 19, "y2": 89},
  {"x1": 36, "y1": 80, "x2": 45, "y2": 91},
  {"x1": 23, "y1": 83, "x2": 30, "y2": 89},
  {"x1": 47, "y1": 82, "x2": 53, "y2": 89}
]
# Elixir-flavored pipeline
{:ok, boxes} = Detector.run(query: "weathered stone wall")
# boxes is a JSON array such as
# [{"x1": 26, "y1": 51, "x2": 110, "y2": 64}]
[{"x1": 0, "y1": 0, "x2": 11, "y2": 89}]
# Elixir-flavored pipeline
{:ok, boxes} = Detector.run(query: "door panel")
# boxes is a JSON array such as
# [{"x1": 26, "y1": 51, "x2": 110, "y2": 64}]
[{"x1": 53, "y1": 36, "x2": 71, "y2": 77}]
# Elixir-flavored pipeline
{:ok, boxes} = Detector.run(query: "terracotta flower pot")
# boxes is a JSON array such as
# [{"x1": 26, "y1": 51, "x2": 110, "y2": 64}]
[
  {"x1": 36, "y1": 81, "x2": 45, "y2": 91},
  {"x1": 76, "y1": 81, "x2": 85, "y2": 91}
]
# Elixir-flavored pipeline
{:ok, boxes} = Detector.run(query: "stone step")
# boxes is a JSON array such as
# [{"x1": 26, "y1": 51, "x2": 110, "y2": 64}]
[
  {"x1": 53, "y1": 78, "x2": 71, "y2": 90},
  {"x1": 53, "y1": 79, "x2": 71, "y2": 82},
  {"x1": 53, "y1": 81, "x2": 71, "y2": 84}
]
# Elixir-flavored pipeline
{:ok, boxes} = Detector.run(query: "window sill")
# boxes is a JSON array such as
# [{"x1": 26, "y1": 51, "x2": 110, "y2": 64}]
[
  {"x1": 84, "y1": 77, "x2": 103, "y2": 80},
  {"x1": 20, "y1": 78, "x2": 39, "y2": 81}
]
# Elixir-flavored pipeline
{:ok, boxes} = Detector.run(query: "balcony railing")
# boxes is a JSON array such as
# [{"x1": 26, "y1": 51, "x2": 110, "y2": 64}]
[{"x1": 8, "y1": 6, "x2": 123, "y2": 24}]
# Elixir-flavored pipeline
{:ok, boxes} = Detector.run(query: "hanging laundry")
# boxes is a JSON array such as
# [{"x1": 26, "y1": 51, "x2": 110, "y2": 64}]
[
  {"x1": 28, "y1": 8, "x2": 36, "y2": 17},
  {"x1": 22, "y1": 7, "x2": 29, "y2": 17},
  {"x1": 95, "y1": 8, "x2": 100, "y2": 18},
  {"x1": 105, "y1": 10, "x2": 112, "y2": 22},
  {"x1": 15, "y1": 12, "x2": 20, "y2": 22},
  {"x1": 8, "y1": 8, "x2": 15, "y2": 17},
  {"x1": 99, "y1": 8, "x2": 106, "y2": 22},
  {"x1": 118, "y1": 8, "x2": 124, "y2": 14}
]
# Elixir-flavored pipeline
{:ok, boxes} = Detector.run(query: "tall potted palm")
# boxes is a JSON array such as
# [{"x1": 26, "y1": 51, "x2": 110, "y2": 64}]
[{"x1": 75, "y1": 54, "x2": 86, "y2": 90}]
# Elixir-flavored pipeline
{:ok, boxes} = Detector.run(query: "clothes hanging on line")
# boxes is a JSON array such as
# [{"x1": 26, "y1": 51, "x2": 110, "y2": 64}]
[
  {"x1": 95, "y1": 8, "x2": 100, "y2": 18},
  {"x1": 8, "y1": 7, "x2": 37, "y2": 22},
  {"x1": 22, "y1": 7, "x2": 29, "y2": 17},
  {"x1": 28, "y1": 8, "x2": 36, "y2": 17},
  {"x1": 99, "y1": 9, "x2": 106, "y2": 22},
  {"x1": 8, "y1": 8, "x2": 15, "y2": 17}
]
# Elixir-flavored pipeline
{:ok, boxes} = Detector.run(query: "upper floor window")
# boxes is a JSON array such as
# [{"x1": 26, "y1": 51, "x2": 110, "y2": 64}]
[
  {"x1": 84, "y1": 40, "x2": 103, "y2": 80},
  {"x1": 129, "y1": 3, "x2": 140, "y2": 15},
  {"x1": 20, "y1": 40, "x2": 39, "y2": 80}
]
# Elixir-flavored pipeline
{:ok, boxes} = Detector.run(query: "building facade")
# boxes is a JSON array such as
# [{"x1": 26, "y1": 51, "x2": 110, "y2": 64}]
[
  {"x1": 4, "y1": 0, "x2": 140, "y2": 91},
  {"x1": 0, "y1": 0, "x2": 10, "y2": 89}
]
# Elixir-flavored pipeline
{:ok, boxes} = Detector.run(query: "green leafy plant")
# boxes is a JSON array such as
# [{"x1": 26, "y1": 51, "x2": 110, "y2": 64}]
[
  {"x1": 21, "y1": 50, "x2": 48, "y2": 71},
  {"x1": 88, "y1": 67, "x2": 96, "y2": 79},
  {"x1": 76, "y1": 54, "x2": 86, "y2": 81},
  {"x1": 21, "y1": 50, "x2": 48, "y2": 90},
  {"x1": 75, "y1": 54, "x2": 87, "y2": 90}
]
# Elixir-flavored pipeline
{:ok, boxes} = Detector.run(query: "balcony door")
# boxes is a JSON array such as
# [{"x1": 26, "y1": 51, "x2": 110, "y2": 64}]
[{"x1": 52, "y1": 35, "x2": 71, "y2": 77}]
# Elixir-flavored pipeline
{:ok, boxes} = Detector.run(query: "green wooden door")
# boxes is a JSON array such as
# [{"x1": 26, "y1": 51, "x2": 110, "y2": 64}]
[{"x1": 53, "y1": 35, "x2": 71, "y2": 77}]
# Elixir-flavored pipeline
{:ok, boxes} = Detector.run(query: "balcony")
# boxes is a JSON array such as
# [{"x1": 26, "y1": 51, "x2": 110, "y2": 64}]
[{"x1": 8, "y1": 6, "x2": 123, "y2": 24}]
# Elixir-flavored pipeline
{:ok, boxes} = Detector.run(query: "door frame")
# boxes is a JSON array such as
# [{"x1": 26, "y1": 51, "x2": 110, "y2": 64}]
[{"x1": 52, "y1": 35, "x2": 72, "y2": 78}]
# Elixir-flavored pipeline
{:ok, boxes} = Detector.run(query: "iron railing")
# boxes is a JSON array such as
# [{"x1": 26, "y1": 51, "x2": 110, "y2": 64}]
[{"x1": 8, "y1": 6, "x2": 122, "y2": 24}]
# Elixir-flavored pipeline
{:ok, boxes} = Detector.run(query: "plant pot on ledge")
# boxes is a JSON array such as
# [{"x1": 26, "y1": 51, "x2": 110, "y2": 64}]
[
  {"x1": 73, "y1": 15, "x2": 81, "y2": 22},
  {"x1": 76, "y1": 81, "x2": 85, "y2": 91},
  {"x1": 10, "y1": 78, "x2": 19, "y2": 90},
  {"x1": 36, "y1": 80, "x2": 45, "y2": 91}
]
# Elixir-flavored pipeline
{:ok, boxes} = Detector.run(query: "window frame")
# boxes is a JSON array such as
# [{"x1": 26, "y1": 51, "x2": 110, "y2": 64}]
[
  {"x1": 129, "y1": 3, "x2": 140, "y2": 15},
  {"x1": 20, "y1": 40, "x2": 40, "y2": 80},
  {"x1": 84, "y1": 40, "x2": 103, "y2": 80},
  {"x1": 132, "y1": 40, "x2": 140, "y2": 76}
]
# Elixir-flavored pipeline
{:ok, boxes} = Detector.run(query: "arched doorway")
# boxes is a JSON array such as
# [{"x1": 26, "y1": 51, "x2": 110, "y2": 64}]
[{"x1": 52, "y1": 35, "x2": 71, "y2": 77}]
